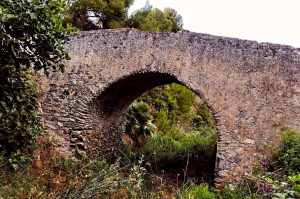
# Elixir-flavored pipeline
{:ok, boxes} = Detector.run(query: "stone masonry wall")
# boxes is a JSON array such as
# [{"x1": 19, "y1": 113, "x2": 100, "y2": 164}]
[{"x1": 39, "y1": 29, "x2": 300, "y2": 187}]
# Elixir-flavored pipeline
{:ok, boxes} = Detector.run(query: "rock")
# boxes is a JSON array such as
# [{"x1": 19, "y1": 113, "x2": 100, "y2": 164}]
[{"x1": 242, "y1": 139, "x2": 255, "y2": 145}]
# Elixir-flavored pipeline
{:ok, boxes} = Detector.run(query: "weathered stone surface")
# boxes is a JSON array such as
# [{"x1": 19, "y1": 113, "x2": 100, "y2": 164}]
[{"x1": 39, "y1": 29, "x2": 300, "y2": 187}]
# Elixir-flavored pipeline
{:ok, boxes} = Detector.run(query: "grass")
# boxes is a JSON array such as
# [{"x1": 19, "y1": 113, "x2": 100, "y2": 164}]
[
  {"x1": 128, "y1": 127, "x2": 217, "y2": 164},
  {"x1": 179, "y1": 184, "x2": 216, "y2": 199},
  {"x1": 0, "y1": 126, "x2": 299, "y2": 198}
]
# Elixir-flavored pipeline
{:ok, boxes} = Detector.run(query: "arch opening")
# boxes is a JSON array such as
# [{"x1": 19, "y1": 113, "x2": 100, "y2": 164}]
[
  {"x1": 94, "y1": 72, "x2": 218, "y2": 187},
  {"x1": 123, "y1": 83, "x2": 217, "y2": 186}
]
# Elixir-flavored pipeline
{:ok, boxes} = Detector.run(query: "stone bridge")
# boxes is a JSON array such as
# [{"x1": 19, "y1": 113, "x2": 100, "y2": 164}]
[{"x1": 40, "y1": 29, "x2": 300, "y2": 187}]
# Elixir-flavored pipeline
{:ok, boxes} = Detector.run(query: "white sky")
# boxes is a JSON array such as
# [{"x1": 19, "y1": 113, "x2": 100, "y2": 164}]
[{"x1": 129, "y1": 0, "x2": 300, "y2": 48}]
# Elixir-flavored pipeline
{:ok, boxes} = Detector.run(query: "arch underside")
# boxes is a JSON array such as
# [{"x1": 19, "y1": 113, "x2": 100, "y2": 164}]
[{"x1": 95, "y1": 72, "x2": 179, "y2": 118}]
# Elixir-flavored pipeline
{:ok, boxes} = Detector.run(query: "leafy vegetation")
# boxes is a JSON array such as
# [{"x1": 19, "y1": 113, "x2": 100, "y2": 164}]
[
  {"x1": 125, "y1": 101, "x2": 156, "y2": 146},
  {"x1": 0, "y1": 0, "x2": 73, "y2": 74},
  {"x1": 128, "y1": 128, "x2": 217, "y2": 165},
  {"x1": 0, "y1": 66, "x2": 41, "y2": 167},
  {"x1": 229, "y1": 128, "x2": 300, "y2": 199},
  {"x1": 179, "y1": 184, "x2": 216, "y2": 199},
  {"x1": 66, "y1": 0, "x2": 183, "y2": 32},
  {"x1": 66, "y1": 0, "x2": 134, "y2": 30},
  {"x1": 1, "y1": 129, "x2": 299, "y2": 199},
  {"x1": 269, "y1": 127, "x2": 300, "y2": 175},
  {"x1": 0, "y1": 0, "x2": 73, "y2": 167},
  {"x1": 139, "y1": 84, "x2": 198, "y2": 131},
  {"x1": 123, "y1": 83, "x2": 218, "y2": 185},
  {"x1": 0, "y1": 135, "x2": 139, "y2": 198},
  {"x1": 0, "y1": 135, "x2": 214, "y2": 198},
  {"x1": 128, "y1": 4, "x2": 183, "y2": 32}
]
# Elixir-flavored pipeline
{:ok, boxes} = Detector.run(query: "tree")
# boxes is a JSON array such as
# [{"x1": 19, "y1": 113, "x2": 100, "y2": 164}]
[
  {"x1": 66, "y1": 1, "x2": 183, "y2": 32},
  {"x1": 0, "y1": 0, "x2": 72, "y2": 74},
  {"x1": 0, "y1": 0, "x2": 73, "y2": 163},
  {"x1": 128, "y1": 4, "x2": 183, "y2": 32},
  {"x1": 139, "y1": 84, "x2": 196, "y2": 131},
  {"x1": 125, "y1": 101, "x2": 156, "y2": 145},
  {"x1": 66, "y1": 0, "x2": 134, "y2": 30}
]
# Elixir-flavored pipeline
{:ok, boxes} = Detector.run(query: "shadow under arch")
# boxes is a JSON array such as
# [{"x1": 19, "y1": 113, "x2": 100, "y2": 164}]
[{"x1": 95, "y1": 72, "x2": 180, "y2": 120}]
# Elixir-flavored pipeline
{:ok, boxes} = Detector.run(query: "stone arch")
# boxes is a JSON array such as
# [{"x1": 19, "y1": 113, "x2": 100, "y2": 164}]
[
  {"x1": 39, "y1": 29, "x2": 300, "y2": 187},
  {"x1": 89, "y1": 71, "x2": 220, "y2": 185},
  {"x1": 93, "y1": 72, "x2": 218, "y2": 124}
]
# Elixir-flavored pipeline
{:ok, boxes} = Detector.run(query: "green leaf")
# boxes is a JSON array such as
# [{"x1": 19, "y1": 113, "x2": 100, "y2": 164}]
[
  {"x1": 288, "y1": 173, "x2": 300, "y2": 183},
  {"x1": 11, "y1": 163, "x2": 19, "y2": 170},
  {"x1": 293, "y1": 184, "x2": 300, "y2": 193},
  {"x1": 29, "y1": 12, "x2": 37, "y2": 19},
  {"x1": 272, "y1": 192, "x2": 287, "y2": 199},
  {"x1": 0, "y1": 6, "x2": 7, "y2": 15}
]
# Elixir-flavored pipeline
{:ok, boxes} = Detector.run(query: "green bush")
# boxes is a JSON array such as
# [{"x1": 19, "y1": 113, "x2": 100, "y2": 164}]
[
  {"x1": 0, "y1": 66, "x2": 42, "y2": 160},
  {"x1": 197, "y1": 103, "x2": 216, "y2": 127},
  {"x1": 140, "y1": 83, "x2": 196, "y2": 127},
  {"x1": 178, "y1": 184, "x2": 215, "y2": 199},
  {"x1": 125, "y1": 101, "x2": 156, "y2": 145},
  {"x1": 131, "y1": 128, "x2": 217, "y2": 165},
  {"x1": 128, "y1": 83, "x2": 216, "y2": 136},
  {"x1": 128, "y1": 5, "x2": 183, "y2": 33},
  {"x1": 269, "y1": 128, "x2": 300, "y2": 175},
  {"x1": 0, "y1": 0, "x2": 73, "y2": 166},
  {"x1": 236, "y1": 128, "x2": 300, "y2": 199},
  {"x1": 0, "y1": 0, "x2": 73, "y2": 73}
]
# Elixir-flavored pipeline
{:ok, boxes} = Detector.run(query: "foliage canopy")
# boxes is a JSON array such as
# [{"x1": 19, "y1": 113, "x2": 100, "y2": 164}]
[
  {"x1": 128, "y1": 5, "x2": 183, "y2": 32},
  {"x1": 66, "y1": 0, "x2": 134, "y2": 30},
  {"x1": 0, "y1": 0, "x2": 73, "y2": 74},
  {"x1": 66, "y1": 0, "x2": 183, "y2": 32}
]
